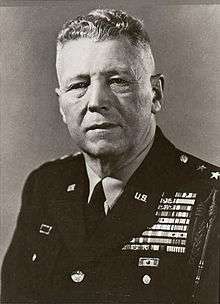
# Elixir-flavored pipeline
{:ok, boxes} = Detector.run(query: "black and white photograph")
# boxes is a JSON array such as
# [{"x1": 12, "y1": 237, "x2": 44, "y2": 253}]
[{"x1": 1, "y1": 1, "x2": 220, "y2": 303}]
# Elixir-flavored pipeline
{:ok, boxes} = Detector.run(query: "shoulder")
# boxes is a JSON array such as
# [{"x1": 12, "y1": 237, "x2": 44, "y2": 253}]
[
  {"x1": 20, "y1": 152, "x2": 86, "y2": 207},
  {"x1": 150, "y1": 127, "x2": 220, "y2": 190},
  {"x1": 24, "y1": 152, "x2": 85, "y2": 186},
  {"x1": 35, "y1": 151, "x2": 83, "y2": 172},
  {"x1": 174, "y1": 148, "x2": 220, "y2": 190}
]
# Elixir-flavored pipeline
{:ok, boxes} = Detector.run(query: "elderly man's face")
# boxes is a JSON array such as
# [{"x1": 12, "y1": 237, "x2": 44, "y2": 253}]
[{"x1": 57, "y1": 38, "x2": 158, "y2": 158}]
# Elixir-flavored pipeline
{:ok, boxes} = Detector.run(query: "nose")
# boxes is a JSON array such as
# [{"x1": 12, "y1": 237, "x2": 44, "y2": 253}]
[{"x1": 87, "y1": 80, "x2": 110, "y2": 112}]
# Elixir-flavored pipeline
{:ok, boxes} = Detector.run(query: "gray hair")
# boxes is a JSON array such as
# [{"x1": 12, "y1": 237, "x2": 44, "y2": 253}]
[{"x1": 56, "y1": 9, "x2": 155, "y2": 84}]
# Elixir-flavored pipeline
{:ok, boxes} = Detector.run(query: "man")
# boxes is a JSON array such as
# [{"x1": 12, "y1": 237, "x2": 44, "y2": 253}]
[{"x1": 1, "y1": 9, "x2": 219, "y2": 304}]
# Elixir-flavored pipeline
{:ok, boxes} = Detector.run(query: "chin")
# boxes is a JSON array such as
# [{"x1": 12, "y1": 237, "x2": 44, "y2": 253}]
[{"x1": 82, "y1": 141, "x2": 126, "y2": 159}]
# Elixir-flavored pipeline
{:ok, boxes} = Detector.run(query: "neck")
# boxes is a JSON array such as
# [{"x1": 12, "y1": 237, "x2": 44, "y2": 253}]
[{"x1": 83, "y1": 121, "x2": 156, "y2": 178}]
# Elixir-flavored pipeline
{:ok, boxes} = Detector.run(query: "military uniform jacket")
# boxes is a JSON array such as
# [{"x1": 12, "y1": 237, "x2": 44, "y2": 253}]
[{"x1": 1, "y1": 128, "x2": 220, "y2": 304}]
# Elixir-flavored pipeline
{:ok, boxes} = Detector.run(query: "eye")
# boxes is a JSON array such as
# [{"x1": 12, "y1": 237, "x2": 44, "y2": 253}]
[
  {"x1": 66, "y1": 81, "x2": 90, "y2": 92},
  {"x1": 108, "y1": 77, "x2": 132, "y2": 93},
  {"x1": 109, "y1": 78, "x2": 129, "y2": 86}
]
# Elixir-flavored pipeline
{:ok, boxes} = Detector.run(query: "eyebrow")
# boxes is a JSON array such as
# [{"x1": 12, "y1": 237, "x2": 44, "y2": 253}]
[
  {"x1": 104, "y1": 68, "x2": 131, "y2": 77},
  {"x1": 63, "y1": 75, "x2": 89, "y2": 88},
  {"x1": 63, "y1": 67, "x2": 133, "y2": 87}
]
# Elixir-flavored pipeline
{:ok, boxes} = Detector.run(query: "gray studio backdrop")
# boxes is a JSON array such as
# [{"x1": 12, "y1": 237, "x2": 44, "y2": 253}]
[{"x1": 1, "y1": 2, "x2": 220, "y2": 270}]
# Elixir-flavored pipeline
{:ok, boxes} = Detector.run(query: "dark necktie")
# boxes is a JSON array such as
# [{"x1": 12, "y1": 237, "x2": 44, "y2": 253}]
[{"x1": 85, "y1": 181, "x2": 106, "y2": 235}]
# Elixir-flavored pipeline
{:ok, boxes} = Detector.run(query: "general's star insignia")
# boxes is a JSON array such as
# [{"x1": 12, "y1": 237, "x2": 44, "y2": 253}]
[
  {"x1": 196, "y1": 165, "x2": 207, "y2": 171},
  {"x1": 210, "y1": 172, "x2": 220, "y2": 180}
]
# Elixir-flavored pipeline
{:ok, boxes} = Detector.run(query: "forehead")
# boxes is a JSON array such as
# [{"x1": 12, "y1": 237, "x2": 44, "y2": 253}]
[{"x1": 58, "y1": 38, "x2": 146, "y2": 81}]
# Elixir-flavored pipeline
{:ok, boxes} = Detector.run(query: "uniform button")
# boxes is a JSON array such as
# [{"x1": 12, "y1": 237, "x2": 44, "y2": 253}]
[
  {"x1": 32, "y1": 253, "x2": 37, "y2": 262},
  {"x1": 142, "y1": 274, "x2": 151, "y2": 285},
  {"x1": 180, "y1": 154, "x2": 188, "y2": 163},
  {"x1": 71, "y1": 270, "x2": 85, "y2": 283}
]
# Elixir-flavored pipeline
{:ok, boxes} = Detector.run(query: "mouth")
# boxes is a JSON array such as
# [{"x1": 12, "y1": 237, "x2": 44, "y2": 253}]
[{"x1": 86, "y1": 122, "x2": 118, "y2": 131}]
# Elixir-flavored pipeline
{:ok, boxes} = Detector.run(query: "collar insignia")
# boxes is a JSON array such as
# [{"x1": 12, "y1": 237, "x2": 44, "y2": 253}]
[
  {"x1": 67, "y1": 184, "x2": 76, "y2": 192},
  {"x1": 39, "y1": 224, "x2": 52, "y2": 235},
  {"x1": 134, "y1": 192, "x2": 148, "y2": 202}
]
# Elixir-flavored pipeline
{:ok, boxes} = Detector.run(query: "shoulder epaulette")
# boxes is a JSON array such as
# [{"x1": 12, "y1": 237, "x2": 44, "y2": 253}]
[
  {"x1": 176, "y1": 150, "x2": 220, "y2": 189},
  {"x1": 35, "y1": 151, "x2": 82, "y2": 171},
  {"x1": 58, "y1": 151, "x2": 82, "y2": 160}
]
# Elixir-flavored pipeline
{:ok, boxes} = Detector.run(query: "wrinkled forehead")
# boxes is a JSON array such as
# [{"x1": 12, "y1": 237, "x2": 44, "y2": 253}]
[{"x1": 56, "y1": 38, "x2": 154, "y2": 85}]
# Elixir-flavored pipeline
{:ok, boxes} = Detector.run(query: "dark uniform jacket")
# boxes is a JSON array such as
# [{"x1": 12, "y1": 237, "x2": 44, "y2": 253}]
[{"x1": 1, "y1": 127, "x2": 220, "y2": 304}]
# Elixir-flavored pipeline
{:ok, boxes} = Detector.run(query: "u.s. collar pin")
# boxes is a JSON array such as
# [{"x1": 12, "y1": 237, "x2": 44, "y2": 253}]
[{"x1": 134, "y1": 192, "x2": 148, "y2": 203}]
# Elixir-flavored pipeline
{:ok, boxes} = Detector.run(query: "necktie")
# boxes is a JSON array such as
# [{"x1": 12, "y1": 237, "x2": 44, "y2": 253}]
[
  {"x1": 89, "y1": 181, "x2": 106, "y2": 216},
  {"x1": 85, "y1": 181, "x2": 106, "y2": 235}
]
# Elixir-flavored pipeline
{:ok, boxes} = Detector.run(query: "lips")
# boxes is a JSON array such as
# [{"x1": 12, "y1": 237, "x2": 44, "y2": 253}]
[{"x1": 85, "y1": 122, "x2": 118, "y2": 131}]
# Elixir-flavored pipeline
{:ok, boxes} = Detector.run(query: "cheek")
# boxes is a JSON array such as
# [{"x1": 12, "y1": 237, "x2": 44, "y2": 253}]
[
  {"x1": 60, "y1": 98, "x2": 84, "y2": 125},
  {"x1": 117, "y1": 92, "x2": 151, "y2": 118},
  {"x1": 134, "y1": 91, "x2": 153, "y2": 118},
  {"x1": 123, "y1": 98, "x2": 152, "y2": 133}
]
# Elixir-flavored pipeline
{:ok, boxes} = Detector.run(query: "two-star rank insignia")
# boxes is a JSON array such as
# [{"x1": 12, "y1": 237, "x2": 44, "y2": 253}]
[{"x1": 177, "y1": 151, "x2": 220, "y2": 187}]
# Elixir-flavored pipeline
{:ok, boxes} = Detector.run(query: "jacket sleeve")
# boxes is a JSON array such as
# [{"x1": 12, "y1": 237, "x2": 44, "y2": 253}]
[
  {"x1": 196, "y1": 189, "x2": 220, "y2": 304},
  {"x1": 1, "y1": 169, "x2": 39, "y2": 303}
]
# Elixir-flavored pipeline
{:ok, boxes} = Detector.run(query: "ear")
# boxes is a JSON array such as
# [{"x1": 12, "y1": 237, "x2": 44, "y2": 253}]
[
  {"x1": 150, "y1": 74, "x2": 164, "y2": 114},
  {"x1": 55, "y1": 87, "x2": 62, "y2": 97},
  {"x1": 59, "y1": 106, "x2": 67, "y2": 124},
  {"x1": 55, "y1": 88, "x2": 67, "y2": 124}
]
